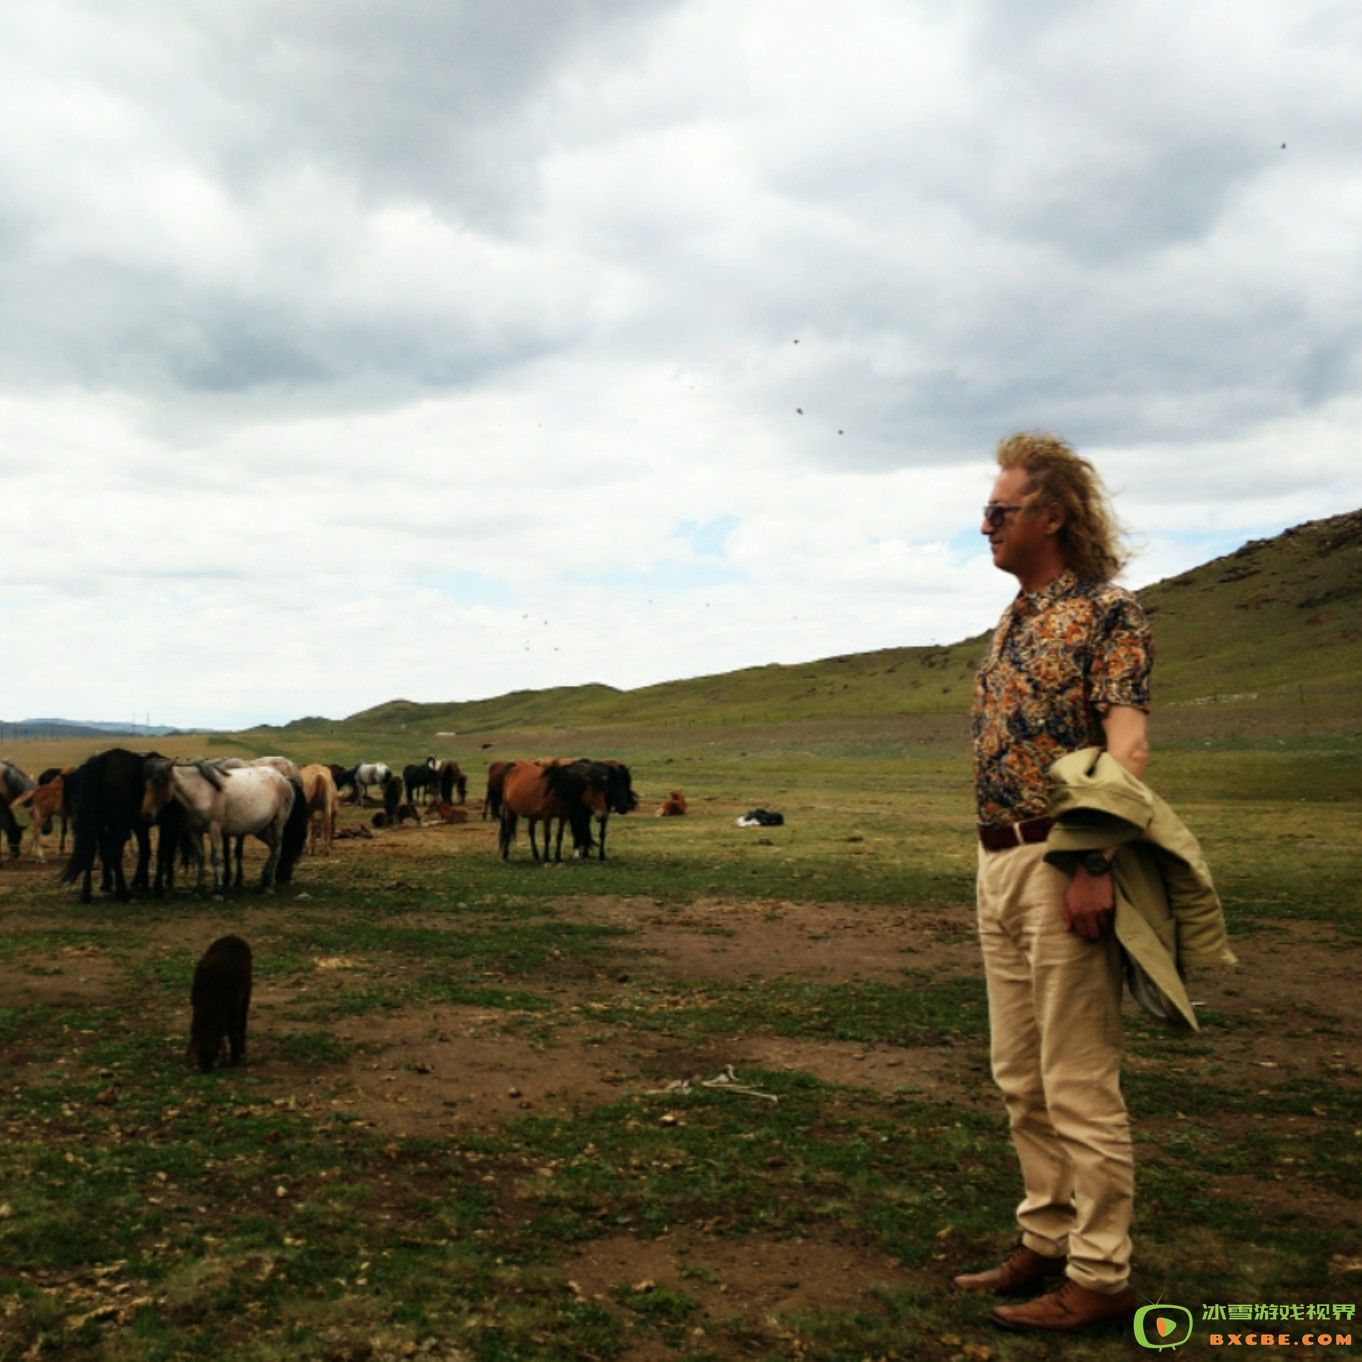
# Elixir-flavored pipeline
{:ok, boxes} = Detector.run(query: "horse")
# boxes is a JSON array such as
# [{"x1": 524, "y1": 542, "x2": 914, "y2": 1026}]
[
  {"x1": 340, "y1": 762, "x2": 391, "y2": 806},
  {"x1": 0, "y1": 759, "x2": 35, "y2": 803},
  {"x1": 439, "y1": 759, "x2": 467, "y2": 805},
  {"x1": 10, "y1": 774, "x2": 67, "y2": 861},
  {"x1": 60, "y1": 749, "x2": 165, "y2": 902},
  {"x1": 141, "y1": 760, "x2": 300, "y2": 894},
  {"x1": 499, "y1": 760, "x2": 609, "y2": 863},
  {"x1": 382, "y1": 773, "x2": 403, "y2": 823},
  {"x1": 211, "y1": 758, "x2": 306, "y2": 886},
  {"x1": 0, "y1": 792, "x2": 21, "y2": 861},
  {"x1": 403, "y1": 761, "x2": 440, "y2": 804},
  {"x1": 35, "y1": 766, "x2": 77, "y2": 852},
  {"x1": 655, "y1": 790, "x2": 687, "y2": 817},
  {"x1": 1, "y1": 759, "x2": 36, "y2": 859},
  {"x1": 428, "y1": 800, "x2": 468, "y2": 824},
  {"x1": 483, "y1": 760, "x2": 512, "y2": 821},
  {"x1": 298, "y1": 764, "x2": 339, "y2": 854},
  {"x1": 563, "y1": 759, "x2": 638, "y2": 860}
]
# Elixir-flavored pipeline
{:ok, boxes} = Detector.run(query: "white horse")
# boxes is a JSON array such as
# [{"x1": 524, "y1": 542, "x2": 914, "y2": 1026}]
[
  {"x1": 141, "y1": 760, "x2": 296, "y2": 894},
  {"x1": 348, "y1": 761, "x2": 392, "y2": 806},
  {"x1": 209, "y1": 756, "x2": 304, "y2": 884}
]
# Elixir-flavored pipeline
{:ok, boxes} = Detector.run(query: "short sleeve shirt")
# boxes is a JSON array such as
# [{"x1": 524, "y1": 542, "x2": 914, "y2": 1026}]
[{"x1": 971, "y1": 570, "x2": 1153, "y2": 825}]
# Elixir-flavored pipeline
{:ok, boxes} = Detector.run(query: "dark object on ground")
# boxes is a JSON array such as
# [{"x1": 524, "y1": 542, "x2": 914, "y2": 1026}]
[
  {"x1": 737, "y1": 808, "x2": 784, "y2": 827},
  {"x1": 190, "y1": 935, "x2": 252, "y2": 1073}
]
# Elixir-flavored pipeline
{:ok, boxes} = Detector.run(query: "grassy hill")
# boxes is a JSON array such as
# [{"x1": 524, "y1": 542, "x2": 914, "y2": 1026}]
[{"x1": 257, "y1": 509, "x2": 1362, "y2": 744}]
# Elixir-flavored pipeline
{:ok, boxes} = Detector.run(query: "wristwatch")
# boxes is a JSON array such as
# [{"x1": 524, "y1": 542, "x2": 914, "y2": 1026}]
[{"x1": 1081, "y1": 850, "x2": 1113, "y2": 876}]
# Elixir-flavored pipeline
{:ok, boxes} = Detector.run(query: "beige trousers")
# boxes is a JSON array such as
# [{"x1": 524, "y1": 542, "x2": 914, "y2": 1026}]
[{"x1": 975, "y1": 841, "x2": 1133, "y2": 1293}]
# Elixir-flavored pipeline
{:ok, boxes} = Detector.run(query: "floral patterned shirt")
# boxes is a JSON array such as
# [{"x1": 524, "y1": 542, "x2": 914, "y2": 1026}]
[{"x1": 971, "y1": 570, "x2": 1153, "y2": 825}]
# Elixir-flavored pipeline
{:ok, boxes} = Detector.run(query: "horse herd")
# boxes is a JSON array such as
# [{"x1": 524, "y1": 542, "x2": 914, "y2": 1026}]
[{"x1": 0, "y1": 749, "x2": 638, "y2": 901}]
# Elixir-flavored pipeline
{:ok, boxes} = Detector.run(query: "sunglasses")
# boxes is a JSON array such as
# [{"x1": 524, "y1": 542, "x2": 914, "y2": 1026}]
[{"x1": 982, "y1": 502, "x2": 1027, "y2": 527}]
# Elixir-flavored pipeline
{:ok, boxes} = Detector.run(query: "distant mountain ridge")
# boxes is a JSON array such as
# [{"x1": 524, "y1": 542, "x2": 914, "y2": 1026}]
[
  {"x1": 2, "y1": 718, "x2": 189, "y2": 740},
  {"x1": 265, "y1": 507, "x2": 1362, "y2": 739}
]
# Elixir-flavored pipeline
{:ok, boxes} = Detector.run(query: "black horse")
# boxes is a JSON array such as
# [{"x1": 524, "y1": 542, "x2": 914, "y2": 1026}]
[
  {"x1": 567, "y1": 759, "x2": 638, "y2": 861},
  {"x1": 59, "y1": 749, "x2": 164, "y2": 902},
  {"x1": 404, "y1": 761, "x2": 440, "y2": 804}
]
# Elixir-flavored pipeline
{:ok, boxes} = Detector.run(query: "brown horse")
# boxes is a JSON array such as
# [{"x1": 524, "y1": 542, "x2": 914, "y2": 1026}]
[
  {"x1": 655, "y1": 790, "x2": 687, "y2": 817},
  {"x1": 298, "y1": 764, "x2": 339, "y2": 854},
  {"x1": 11, "y1": 768, "x2": 77, "y2": 860},
  {"x1": 438, "y1": 759, "x2": 468, "y2": 805},
  {"x1": 498, "y1": 760, "x2": 608, "y2": 862}
]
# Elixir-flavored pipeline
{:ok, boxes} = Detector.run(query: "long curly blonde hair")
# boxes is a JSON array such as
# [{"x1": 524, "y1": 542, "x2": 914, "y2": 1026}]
[{"x1": 996, "y1": 431, "x2": 1129, "y2": 583}]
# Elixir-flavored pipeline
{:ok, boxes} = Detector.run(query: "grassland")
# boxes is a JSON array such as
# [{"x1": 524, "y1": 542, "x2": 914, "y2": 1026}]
[{"x1": 1, "y1": 712, "x2": 1358, "y2": 1362}]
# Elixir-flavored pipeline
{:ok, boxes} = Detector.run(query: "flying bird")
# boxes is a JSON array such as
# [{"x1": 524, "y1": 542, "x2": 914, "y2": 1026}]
[{"x1": 796, "y1": 407, "x2": 803, "y2": 415}]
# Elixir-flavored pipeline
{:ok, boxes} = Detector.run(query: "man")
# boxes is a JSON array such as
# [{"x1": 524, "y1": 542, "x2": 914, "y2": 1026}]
[{"x1": 955, "y1": 431, "x2": 1151, "y2": 1332}]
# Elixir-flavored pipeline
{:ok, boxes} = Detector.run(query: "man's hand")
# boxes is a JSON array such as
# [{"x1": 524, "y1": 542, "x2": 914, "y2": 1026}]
[{"x1": 1064, "y1": 865, "x2": 1115, "y2": 939}]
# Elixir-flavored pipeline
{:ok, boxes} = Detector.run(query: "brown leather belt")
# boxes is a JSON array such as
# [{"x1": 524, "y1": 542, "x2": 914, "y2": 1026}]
[{"x1": 978, "y1": 816, "x2": 1054, "y2": 851}]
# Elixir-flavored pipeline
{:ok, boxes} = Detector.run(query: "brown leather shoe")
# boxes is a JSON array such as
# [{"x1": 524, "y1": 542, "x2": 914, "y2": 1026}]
[
  {"x1": 991, "y1": 1278, "x2": 1137, "y2": 1332},
  {"x1": 952, "y1": 1246, "x2": 1066, "y2": 1295}
]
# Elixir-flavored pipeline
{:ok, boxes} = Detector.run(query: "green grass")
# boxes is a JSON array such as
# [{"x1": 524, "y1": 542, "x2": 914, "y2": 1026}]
[{"x1": 2, "y1": 721, "x2": 1359, "y2": 1360}]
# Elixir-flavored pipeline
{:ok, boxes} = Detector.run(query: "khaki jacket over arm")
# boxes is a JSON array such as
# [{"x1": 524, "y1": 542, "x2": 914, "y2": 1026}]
[{"x1": 1043, "y1": 747, "x2": 1238, "y2": 1032}]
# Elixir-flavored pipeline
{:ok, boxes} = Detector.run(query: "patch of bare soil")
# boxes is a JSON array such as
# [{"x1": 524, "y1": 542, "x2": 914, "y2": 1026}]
[
  {"x1": 562, "y1": 1229, "x2": 925, "y2": 1359},
  {"x1": 563, "y1": 894, "x2": 979, "y2": 986},
  {"x1": 0, "y1": 946, "x2": 122, "y2": 1006}
]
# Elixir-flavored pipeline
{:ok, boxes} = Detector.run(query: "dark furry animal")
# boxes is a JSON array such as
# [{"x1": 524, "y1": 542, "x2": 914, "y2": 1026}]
[
  {"x1": 403, "y1": 761, "x2": 440, "y2": 804},
  {"x1": 382, "y1": 774, "x2": 403, "y2": 822},
  {"x1": 189, "y1": 935, "x2": 252, "y2": 1073},
  {"x1": 59, "y1": 749, "x2": 163, "y2": 902},
  {"x1": 395, "y1": 802, "x2": 421, "y2": 825}
]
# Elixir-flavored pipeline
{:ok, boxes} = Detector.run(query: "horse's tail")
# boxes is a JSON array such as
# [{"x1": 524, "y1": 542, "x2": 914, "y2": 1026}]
[
  {"x1": 456, "y1": 772, "x2": 467, "y2": 804},
  {"x1": 59, "y1": 755, "x2": 103, "y2": 884},
  {"x1": 439, "y1": 764, "x2": 453, "y2": 803},
  {"x1": 499, "y1": 805, "x2": 518, "y2": 857},
  {"x1": 274, "y1": 779, "x2": 308, "y2": 885}
]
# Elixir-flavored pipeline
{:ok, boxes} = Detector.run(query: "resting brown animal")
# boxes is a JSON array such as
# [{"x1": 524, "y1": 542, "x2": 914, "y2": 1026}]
[
  {"x1": 655, "y1": 790, "x2": 687, "y2": 817},
  {"x1": 190, "y1": 935, "x2": 252, "y2": 1073},
  {"x1": 429, "y1": 800, "x2": 468, "y2": 824}
]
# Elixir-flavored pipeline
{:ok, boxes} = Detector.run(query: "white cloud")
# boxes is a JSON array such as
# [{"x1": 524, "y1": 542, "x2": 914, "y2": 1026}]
[{"x1": 1, "y1": 0, "x2": 1360, "y2": 726}]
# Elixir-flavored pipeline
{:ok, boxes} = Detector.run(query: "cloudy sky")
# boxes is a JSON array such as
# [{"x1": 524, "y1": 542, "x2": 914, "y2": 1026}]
[{"x1": 4, "y1": 1, "x2": 1361, "y2": 729}]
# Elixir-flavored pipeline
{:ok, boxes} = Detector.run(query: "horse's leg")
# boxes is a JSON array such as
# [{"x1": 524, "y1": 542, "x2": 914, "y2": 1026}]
[
  {"x1": 597, "y1": 814, "x2": 609, "y2": 862},
  {"x1": 59, "y1": 814, "x2": 68, "y2": 856},
  {"x1": 499, "y1": 808, "x2": 516, "y2": 860},
  {"x1": 132, "y1": 824, "x2": 152, "y2": 892},
  {"x1": 554, "y1": 817, "x2": 566, "y2": 862},
  {"x1": 233, "y1": 836, "x2": 244, "y2": 888},
  {"x1": 208, "y1": 824, "x2": 223, "y2": 895},
  {"x1": 26, "y1": 815, "x2": 44, "y2": 863},
  {"x1": 261, "y1": 827, "x2": 279, "y2": 892}
]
